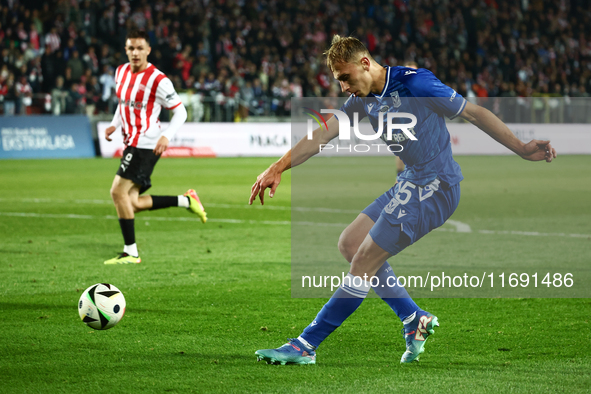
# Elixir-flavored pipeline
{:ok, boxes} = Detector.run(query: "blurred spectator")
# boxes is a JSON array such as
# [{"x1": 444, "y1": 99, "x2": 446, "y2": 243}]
[
  {"x1": 85, "y1": 75, "x2": 101, "y2": 116},
  {"x1": 80, "y1": 0, "x2": 97, "y2": 38},
  {"x1": 65, "y1": 83, "x2": 83, "y2": 114},
  {"x1": 98, "y1": 8, "x2": 116, "y2": 46},
  {"x1": 99, "y1": 43, "x2": 114, "y2": 69},
  {"x1": 191, "y1": 55, "x2": 210, "y2": 81},
  {"x1": 16, "y1": 75, "x2": 33, "y2": 114},
  {"x1": 27, "y1": 58, "x2": 43, "y2": 93},
  {"x1": 67, "y1": 51, "x2": 84, "y2": 83},
  {"x1": 29, "y1": 24, "x2": 41, "y2": 53},
  {"x1": 98, "y1": 65, "x2": 115, "y2": 113},
  {"x1": 45, "y1": 27, "x2": 61, "y2": 53},
  {"x1": 173, "y1": 45, "x2": 193, "y2": 87},
  {"x1": 63, "y1": 38, "x2": 77, "y2": 61},
  {"x1": 1, "y1": 73, "x2": 17, "y2": 115},
  {"x1": 0, "y1": 0, "x2": 590, "y2": 120},
  {"x1": 83, "y1": 46, "x2": 99, "y2": 75},
  {"x1": 40, "y1": 47, "x2": 57, "y2": 92},
  {"x1": 239, "y1": 80, "x2": 254, "y2": 120},
  {"x1": 51, "y1": 75, "x2": 68, "y2": 115},
  {"x1": 31, "y1": 10, "x2": 44, "y2": 37}
]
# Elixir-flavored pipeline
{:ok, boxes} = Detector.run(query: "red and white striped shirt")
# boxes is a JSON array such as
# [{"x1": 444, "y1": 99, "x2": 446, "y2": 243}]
[
  {"x1": 44, "y1": 32, "x2": 61, "y2": 52},
  {"x1": 113, "y1": 63, "x2": 182, "y2": 148}
]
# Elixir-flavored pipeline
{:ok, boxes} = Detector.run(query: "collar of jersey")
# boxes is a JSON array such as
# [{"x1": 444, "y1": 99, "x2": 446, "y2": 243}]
[
  {"x1": 130, "y1": 63, "x2": 154, "y2": 74},
  {"x1": 368, "y1": 66, "x2": 391, "y2": 98}
]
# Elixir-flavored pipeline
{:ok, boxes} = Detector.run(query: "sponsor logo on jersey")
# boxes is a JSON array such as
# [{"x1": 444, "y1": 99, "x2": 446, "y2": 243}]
[
  {"x1": 367, "y1": 103, "x2": 374, "y2": 112},
  {"x1": 119, "y1": 99, "x2": 147, "y2": 110},
  {"x1": 450, "y1": 90, "x2": 457, "y2": 102},
  {"x1": 418, "y1": 179, "x2": 440, "y2": 201},
  {"x1": 379, "y1": 104, "x2": 390, "y2": 112},
  {"x1": 381, "y1": 127, "x2": 417, "y2": 143},
  {"x1": 384, "y1": 197, "x2": 401, "y2": 214},
  {"x1": 165, "y1": 93, "x2": 178, "y2": 103},
  {"x1": 390, "y1": 91, "x2": 402, "y2": 108},
  {"x1": 404, "y1": 70, "x2": 417, "y2": 75},
  {"x1": 397, "y1": 209, "x2": 407, "y2": 219}
]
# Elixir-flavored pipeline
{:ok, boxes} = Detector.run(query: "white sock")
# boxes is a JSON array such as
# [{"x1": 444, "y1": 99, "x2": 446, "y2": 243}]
[
  {"x1": 340, "y1": 273, "x2": 371, "y2": 298},
  {"x1": 124, "y1": 243, "x2": 138, "y2": 257},
  {"x1": 297, "y1": 336, "x2": 315, "y2": 350},
  {"x1": 402, "y1": 311, "x2": 417, "y2": 325},
  {"x1": 178, "y1": 195, "x2": 190, "y2": 208}
]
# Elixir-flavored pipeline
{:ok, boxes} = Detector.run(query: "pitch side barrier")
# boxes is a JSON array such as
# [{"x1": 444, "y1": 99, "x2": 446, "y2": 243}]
[
  {"x1": 97, "y1": 96, "x2": 590, "y2": 158},
  {"x1": 0, "y1": 115, "x2": 95, "y2": 159},
  {"x1": 96, "y1": 121, "x2": 291, "y2": 158},
  {"x1": 96, "y1": 120, "x2": 591, "y2": 158}
]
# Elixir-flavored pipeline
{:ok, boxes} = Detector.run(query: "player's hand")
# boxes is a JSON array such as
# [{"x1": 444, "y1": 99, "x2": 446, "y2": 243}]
[
  {"x1": 105, "y1": 126, "x2": 116, "y2": 141},
  {"x1": 153, "y1": 136, "x2": 169, "y2": 156},
  {"x1": 249, "y1": 165, "x2": 282, "y2": 205},
  {"x1": 520, "y1": 139, "x2": 557, "y2": 162}
]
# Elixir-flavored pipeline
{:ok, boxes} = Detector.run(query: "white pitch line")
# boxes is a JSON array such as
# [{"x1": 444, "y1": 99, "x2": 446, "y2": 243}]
[
  {"x1": 0, "y1": 198, "x2": 359, "y2": 213},
  {"x1": 446, "y1": 220, "x2": 472, "y2": 233},
  {"x1": 0, "y1": 211, "x2": 347, "y2": 227},
  {"x1": 0, "y1": 211, "x2": 589, "y2": 239},
  {"x1": 207, "y1": 203, "x2": 360, "y2": 214},
  {"x1": 476, "y1": 229, "x2": 590, "y2": 239},
  {"x1": 0, "y1": 197, "x2": 113, "y2": 205},
  {"x1": 0, "y1": 211, "x2": 290, "y2": 226}
]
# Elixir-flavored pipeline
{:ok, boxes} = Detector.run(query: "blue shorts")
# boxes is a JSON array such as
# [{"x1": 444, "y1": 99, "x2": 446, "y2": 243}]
[{"x1": 362, "y1": 179, "x2": 461, "y2": 256}]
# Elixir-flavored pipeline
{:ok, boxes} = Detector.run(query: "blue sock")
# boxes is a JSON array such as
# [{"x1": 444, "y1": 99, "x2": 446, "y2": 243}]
[
  {"x1": 373, "y1": 261, "x2": 421, "y2": 321},
  {"x1": 300, "y1": 273, "x2": 370, "y2": 348}
]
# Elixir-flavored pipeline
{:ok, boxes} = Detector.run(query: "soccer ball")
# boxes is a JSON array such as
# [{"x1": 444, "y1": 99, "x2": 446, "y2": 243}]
[{"x1": 78, "y1": 283, "x2": 126, "y2": 330}]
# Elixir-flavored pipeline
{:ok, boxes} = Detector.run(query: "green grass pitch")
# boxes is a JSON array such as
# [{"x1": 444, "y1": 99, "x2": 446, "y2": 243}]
[{"x1": 0, "y1": 155, "x2": 590, "y2": 393}]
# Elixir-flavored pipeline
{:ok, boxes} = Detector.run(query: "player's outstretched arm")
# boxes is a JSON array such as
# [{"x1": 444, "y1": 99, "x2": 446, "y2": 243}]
[
  {"x1": 459, "y1": 101, "x2": 557, "y2": 162},
  {"x1": 249, "y1": 115, "x2": 339, "y2": 205}
]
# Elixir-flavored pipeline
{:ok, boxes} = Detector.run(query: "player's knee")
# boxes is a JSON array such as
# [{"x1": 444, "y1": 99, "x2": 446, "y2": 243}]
[
  {"x1": 352, "y1": 243, "x2": 370, "y2": 262},
  {"x1": 338, "y1": 232, "x2": 358, "y2": 263},
  {"x1": 349, "y1": 247, "x2": 373, "y2": 274},
  {"x1": 110, "y1": 185, "x2": 125, "y2": 202},
  {"x1": 130, "y1": 200, "x2": 142, "y2": 213},
  {"x1": 349, "y1": 240, "x2": 388, "y2": 276}
]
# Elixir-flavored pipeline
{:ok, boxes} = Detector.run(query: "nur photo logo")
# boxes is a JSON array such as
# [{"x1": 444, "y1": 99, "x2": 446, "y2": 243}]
[{"x1": 303, "y1": 107, "x2": 418, "y2": 153}]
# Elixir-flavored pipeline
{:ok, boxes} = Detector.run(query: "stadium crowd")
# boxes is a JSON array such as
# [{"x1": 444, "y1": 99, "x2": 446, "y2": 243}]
[{"x1": 0, "y1": 0, "x2": 590, "y2": 119}]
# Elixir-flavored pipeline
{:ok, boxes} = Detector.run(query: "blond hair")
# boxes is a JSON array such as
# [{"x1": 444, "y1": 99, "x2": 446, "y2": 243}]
[{"x1": 324, "y1": 35, "x2": 371, "y2": 71}]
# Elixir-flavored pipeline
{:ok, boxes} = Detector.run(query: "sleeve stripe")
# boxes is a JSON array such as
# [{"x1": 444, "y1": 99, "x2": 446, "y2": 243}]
[
  {"x1": 449, "y1": 98, "x2": 467, "y2": 120},
  {"x1": 167, "y1": 102, "x2": 182, "y2": 110},
  {"x1": 376, "y1": 67, "x2": 391, "y2": 98}
]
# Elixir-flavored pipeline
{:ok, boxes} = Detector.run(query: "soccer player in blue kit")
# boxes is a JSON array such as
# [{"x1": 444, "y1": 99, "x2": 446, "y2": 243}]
[{"x1": 249, "y1": 35, "x2": 557, "y2": 364}]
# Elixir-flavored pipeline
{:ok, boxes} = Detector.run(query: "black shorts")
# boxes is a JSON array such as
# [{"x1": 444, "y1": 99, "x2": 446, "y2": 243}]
[{"x1": 116, "y1": 146, "x2": 160, "y2": 194}]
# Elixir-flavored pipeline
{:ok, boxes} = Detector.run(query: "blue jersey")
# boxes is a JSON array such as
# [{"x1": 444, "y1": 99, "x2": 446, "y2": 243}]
[{"x1": 340, "y1": 66, "x2": 466, "y2": 187}]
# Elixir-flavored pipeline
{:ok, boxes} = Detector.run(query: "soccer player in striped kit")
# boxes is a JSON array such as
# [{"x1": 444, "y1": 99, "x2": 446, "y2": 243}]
[{"x1": 104, "y1": 30, "x2": 207, "y2": 265}]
